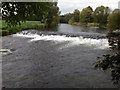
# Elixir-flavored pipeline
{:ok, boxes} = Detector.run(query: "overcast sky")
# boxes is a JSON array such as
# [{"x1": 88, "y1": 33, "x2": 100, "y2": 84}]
[{"x1": 58, "y1": 0, "x2": 120, "y2": 15}]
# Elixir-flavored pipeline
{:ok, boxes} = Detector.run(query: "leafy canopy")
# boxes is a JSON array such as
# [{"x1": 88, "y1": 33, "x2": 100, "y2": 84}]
[{"x1": 2, "y1": 2, "x2": 59, "y2": 28}]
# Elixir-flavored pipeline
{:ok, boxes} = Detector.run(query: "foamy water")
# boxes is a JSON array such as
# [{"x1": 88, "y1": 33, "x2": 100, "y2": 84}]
[
  {"x1": 13, "y1": 32, "x2": 109, "y2": 49},
  {"x1": 0, "y1": 49, "x2": 12, "y2": 55}
]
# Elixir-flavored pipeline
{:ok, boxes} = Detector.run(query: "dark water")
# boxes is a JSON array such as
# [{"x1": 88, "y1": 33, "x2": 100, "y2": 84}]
[
  {"x1": 2, "y1": 24, "x2": 117, "y2": 88},
  {"x1": 57, "y1": 24, "x2": 107, "y2": 38}
]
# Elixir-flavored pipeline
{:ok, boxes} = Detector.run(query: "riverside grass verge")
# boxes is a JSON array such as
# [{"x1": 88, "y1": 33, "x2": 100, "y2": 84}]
[
  {"x1": 69, "y1": 22, "x2": 107, "y2": 29},
  {"x1": 69, "y1": 22, "x2": 99, "y2": 26},
  {"x1": 0, "y1": 20, "x2": 46, "y2": 36}
]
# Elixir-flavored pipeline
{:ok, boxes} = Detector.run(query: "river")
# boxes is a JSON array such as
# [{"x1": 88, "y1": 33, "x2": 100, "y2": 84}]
[{"x1": 2, "y1": 24, "x2": 116, "y2": 88}]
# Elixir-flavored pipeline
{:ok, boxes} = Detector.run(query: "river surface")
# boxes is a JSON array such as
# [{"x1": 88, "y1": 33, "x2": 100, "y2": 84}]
[{"x1": 1, "y1": 24, "x2": 116, "y2": 88}]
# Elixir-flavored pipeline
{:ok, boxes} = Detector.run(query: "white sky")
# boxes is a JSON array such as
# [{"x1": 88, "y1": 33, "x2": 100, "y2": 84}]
[{"x1": 58, "y1": 0, "x2": 120, "y2": 15}]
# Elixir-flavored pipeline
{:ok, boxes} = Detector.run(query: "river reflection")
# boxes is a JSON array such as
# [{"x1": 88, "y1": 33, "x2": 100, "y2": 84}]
[{"x1": 57, "y1": 24, "x2": 107, "y2": 34}]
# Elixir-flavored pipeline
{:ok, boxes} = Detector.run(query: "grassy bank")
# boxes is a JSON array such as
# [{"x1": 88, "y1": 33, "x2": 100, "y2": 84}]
[
  {"x1": 0, "y1": 20, "x2": 46, "y2": 36},
  {"x1": 69, "y1": 22, "x2": 98, "y2": 26},
  {"x1": 69, "y1": 22, "x2": 106, "y2": 29}
]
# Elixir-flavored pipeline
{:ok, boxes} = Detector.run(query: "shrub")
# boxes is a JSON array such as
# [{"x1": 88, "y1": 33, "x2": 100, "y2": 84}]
[{"x1": 0, "y1": 30, "x2": 9, "y2": 36}]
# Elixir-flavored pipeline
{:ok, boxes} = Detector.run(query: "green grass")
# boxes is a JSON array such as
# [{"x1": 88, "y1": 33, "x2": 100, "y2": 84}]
[
  {"x1": 0, "y1": 20, "x2": 46, "y2": 36},
  {"x1": 87, "y1": 23, "x2": 99, "y2": 26},
  {"x1": 0, "y1": 20, "x2": 7, "y2": 29},
  {"x1": 0, "y1": 20, "x2": 2, "y2": 28},
  {"x1": 69, "y1": 22, "x2": 83, "y2": 26},
  {"x1": 69, "y1": 22, "x2": 107, "y2": 29}
]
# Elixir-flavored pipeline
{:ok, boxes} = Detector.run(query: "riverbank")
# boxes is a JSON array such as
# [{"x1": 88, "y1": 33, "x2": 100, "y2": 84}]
[
  {"x1": 0, "y1": 20, "x2": 46, "y2": 36},
  {"x1": 0, "y1": 20, "x2": 108, "y2": 36},
  {"x1": 69, "y1": 22, "x2": 107, "y2": 29}
]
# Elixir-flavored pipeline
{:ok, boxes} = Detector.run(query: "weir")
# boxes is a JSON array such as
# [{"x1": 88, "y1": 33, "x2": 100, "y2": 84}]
[{"x1": 13, "y1": 30, "x2": 109, "y2": 49}]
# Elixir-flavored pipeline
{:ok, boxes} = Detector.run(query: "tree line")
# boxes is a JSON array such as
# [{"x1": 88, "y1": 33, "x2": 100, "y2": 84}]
[
  {"x1": 2, "y1": 3, "x2": 120, "y2": 31},
  {"x1": 60, "y1": 6, "x2": 120, "y2": 31}
]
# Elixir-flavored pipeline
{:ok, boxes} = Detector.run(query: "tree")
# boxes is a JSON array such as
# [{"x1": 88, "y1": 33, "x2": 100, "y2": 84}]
[
  {"x1": 45, "y1": 2, "x2": 60, "y2": 28},
  {"x1": 93, "y1": 6, "x2": 111, "y2": 27},
  {"x1": 59, "y1": 15, "x2": 67, "y2": 23},
  {"x1": 68, "y1": 17, "x2": 75, "y2": 24},
  {"x1": 80, "y1": 6, "x2": 93, "y2": 25},
  {"x1": 108, "y1": 9, "x2": 120, "y2": 32},
  {"x1": 95, "y1": 9, "x2": 120, "y2": 85},
  {"x1": 73, "y1": 9, "x2": 80, "y2": 22},
  {"x1": 2, "y1": 2, "x2": 59, "y2": 28},
  {"x1": 59, "y1": 13, "x2": 73, "y2": 23}
]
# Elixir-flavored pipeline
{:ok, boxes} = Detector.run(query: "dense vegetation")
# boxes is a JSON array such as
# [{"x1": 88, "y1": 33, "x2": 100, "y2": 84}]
[
  {"x1": 1, "y1": 3, "x2": 120, "y2": 36},
  {"x1": 60, "y1": 6, "x2": 120, "y2": 31},
  {"x1": 0, "y1": 20, "x2": 46, "y2": 36},
  {"x1": 80, "y1": 6, "x2": 93, "y2": 25},
  {"x1": 59, "y1": 13, "x2": 73, "y2": 23},
  {"x1": 1, "y1": 2, "x2": 60, "y2": 36},
  {"x1": 108, "y1": 9, "x2": 120, "y2": 32},
  {"x1": 94, "y1": 9, "x2": 120, "y2": 85},
  {"x1": 95, "y1": 33, "x2": 120, "y2": 85},
  {"x1": 2, "y1": 2, "x2": 60, "y2": 27}
]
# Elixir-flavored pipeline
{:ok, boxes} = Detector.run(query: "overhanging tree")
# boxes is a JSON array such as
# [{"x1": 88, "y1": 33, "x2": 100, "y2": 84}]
[
  {"x1": 2, "y1": 2, "x2": 59, "y2": 28},
  {"x1": 80, "y1": 6, "x2": 93, "y2": 25}
]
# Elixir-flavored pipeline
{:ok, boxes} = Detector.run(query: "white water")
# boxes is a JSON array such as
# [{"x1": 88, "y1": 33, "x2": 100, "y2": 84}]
[
  {"x1": 0, "y1": 49, "x2": 12, "y2": 55},
  {"x1": 13, "y1": 32, "x2": 109, "y2": 50}
]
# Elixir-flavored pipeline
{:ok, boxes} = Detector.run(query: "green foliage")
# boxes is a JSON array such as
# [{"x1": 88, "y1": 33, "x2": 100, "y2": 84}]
[
  {"x1": 95, "y1": 32, "x2": 120, "y2": 85},
  {"x1": 108, "y1": 9, "x2": 120, "y2": 31},
  {"x1": 68, "y1": 17, "x2": 75, "y2": 24},
  {"x1": 93, "y1": 6, "x2": 110, "y2": 27},
  {"x1": 59, "y1": 13, "x2": 73, "y2": 23},
  {"x1": 0, "y1": 20, "x2": 8, "y2": 30},
  {"x1": 2, "y1": 2, "x2": 59, "y2": 28},
  {"x1": 94, "y1": 7, "x2": 120, "y2": 84},
  {"x1": 73, "y1": 9, "x2": 80, "y2": 22},
  {"x1": 80, "y1": 6, "x2": 93, "y2": 25},
  {"x1": 1, "y1": 20, "x2": 46, "y2": 36},
  {"x1": 95, "y1": 53, "x2": 120, "y2": 85},
  {"x1": 108, "y1": 33, "x2": 120, "y2": 50},
  {"x1": 0, "y1": 30, "x2": 9, "y2": 36},
  {"x1": 60, "y1": 6, "x2": 112, "y2": 28},
  {"x1": 45, "y1": 2, "x2": 60, "y2": 28},
  {"x1": 67, "y1": 9, "x2": 80, "y2": 24},
  {"x1": 59, "y1": 15, "x2": 67, "y2": 23}
]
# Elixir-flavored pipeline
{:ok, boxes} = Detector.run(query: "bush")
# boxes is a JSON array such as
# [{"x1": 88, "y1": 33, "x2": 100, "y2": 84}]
[
  {"x1": 95, "y1": 53, "x2": 120, "y2": 85},
  {"x1": 1, "y1": 20, "x2": 47, "y2": 36},
  {"x1": 0, "y1": 30, "x2": 9, "y2": 36},
  {"x1": 7, "y1": 27, "x2": 21, "y2": 34},
  {"x1": 95, "y1": 34, "x2": 120, "y2": 85}
]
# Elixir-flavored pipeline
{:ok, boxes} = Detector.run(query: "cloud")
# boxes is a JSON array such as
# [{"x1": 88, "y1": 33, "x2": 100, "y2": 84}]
[{"x1": 58, "y1": 0, "x2": 120, "y2": 15}]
